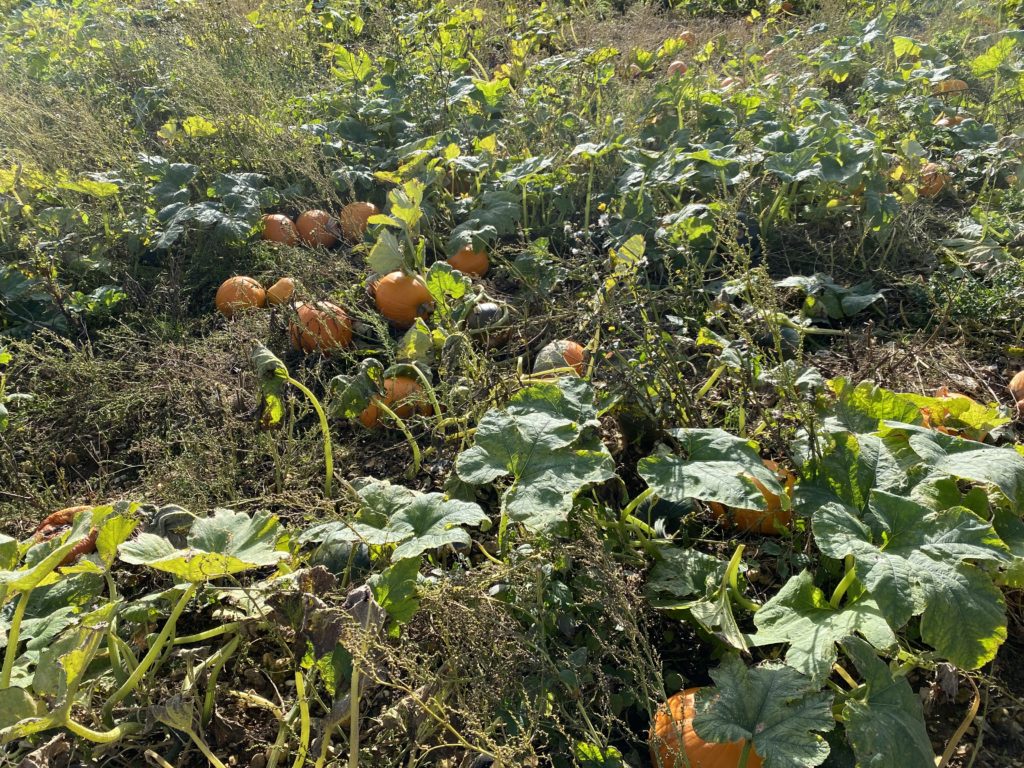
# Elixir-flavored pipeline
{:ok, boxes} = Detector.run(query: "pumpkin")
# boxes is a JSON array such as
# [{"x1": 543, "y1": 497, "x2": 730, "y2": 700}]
[
  {"x1": 296, "y1": 209, "x2": 339, "y2": 248},
  {"x1": 374, "y1": 271, "x2": 434, "y2": 328},
  {"x1": 720, "y1": 76, "x2": 741, "y2": 90},
  {"x1": 261, "y1": 214, "x2": 299, "y2": 246},
  {"x1": 33, "y1": 505, "x2": 98, "y2": 566},
  {"x1": 651, "y1": 688, "x2": 763, "y2": 768},
  {"x1": 533, "y1": 339, "x2": 586, "y2": 376},
  {"x1": 667, "y1": 60, "x2": 688, "y2": 77},
  {"x1": 932, "y1": 79, "x2": 968, "y2": 96},
  {"x1": 934, "y1": 114, "x2": 964, "y2": 128},
  {"x1": 707, "y1": 460, "x2": 795, "y2": 535},
  {"x1": 447, "y1": 246, "x2": 489, "y2": 277},
  {"x1": 266, "y1": 277, "x2": 295, "y2": 307},
  {"x1": 339, "y1": 202, "x2": 379, "y2": 242},
  {"x1": 289, "y1": 301, "x2": 353, "y2": 353},
  {"x1": 628, "y1": 64, "x2": 644, "y2": 79},
  {"x1": 359, "y1": 376, "x2": 432, "y2": 428},
  {"x1": 677, "y1": 30, "x2": 696, "y2": 45},
  {"x1": 1009, "y1": 370, "x2": 1024, "y2": 411},
  {"x1": 919, "y1": 162, "x2": 948, "y2": 198},
  {"x1": 215, "y1": 276, "x2": 266, "y2": 317}
]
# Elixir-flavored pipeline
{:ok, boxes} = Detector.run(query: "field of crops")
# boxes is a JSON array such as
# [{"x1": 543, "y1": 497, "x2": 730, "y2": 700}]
[{"x1": 4, "y1": 0, "x2": 1024, "y2": 766}]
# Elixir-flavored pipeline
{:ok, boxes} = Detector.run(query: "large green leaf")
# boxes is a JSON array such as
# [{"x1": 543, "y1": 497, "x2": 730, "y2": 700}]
[
  {"x1": 0, "y1": 687, "x2": 43, "y2": 729},
  {"x1": 455, "y1": 378, "x2": 615, "y2": 531},
  {"x1": 813, "y1": 492, "x2": 1008, "y2": 668},
  {"x1": 119, "y1": 508, "x2": 285, "y2": 581},
  {"x1": 839, "y1": 637, "x2": 934, "y2": 768},
  {"x1": 751, "y1": 570, "x2": 896, "y2": 684},
  {"x1": 693, "y1": 655, "x2": 834, "y2": 768}
]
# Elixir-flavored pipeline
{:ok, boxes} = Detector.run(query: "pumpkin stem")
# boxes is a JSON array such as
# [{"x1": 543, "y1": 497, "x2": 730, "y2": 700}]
[
  {"x1": 286, "y1": 376, "x2": 334, "y2": 499},
  {"x1": 828, "y1": 555, "x2": 857, "y2": 609},
  {"x1": 726, "y1": 544, "x2": 761, "y2": 613}
]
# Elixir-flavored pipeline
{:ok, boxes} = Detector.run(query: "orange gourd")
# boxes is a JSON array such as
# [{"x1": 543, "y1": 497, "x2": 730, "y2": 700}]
[
  {"x1": 707, "y1": 460, "x2": 795, "y2": 535},
  {"x1": 533, "y1": 340, "x2": 586, "y2": 376},
  {"x1": 339, "y1": 202, "x2": 379, "y2": 242},
  {"x1": 266, "y1": 278, "x2": 295, "y2": 307},
  {"x1": 919, "y1": 162, "x2": 948, "y2": 198},
  {"x1": 296, "y1": 209, "x2": 339, "y2": 248},
  {"x1": 1009, "y1": 371, "x2": 1024, "y2": 414},
  {"x1": 447, "y1": 246, "x2": 489, "y2": 277},
  {"x1": 215, "y1": 276, "x2": 266, "y2": 317},
  {"x1": 651, "y1": 688, "x2": 763, "y2": 768},
  {"x1": 33, "y1": 505, "x2": 97, "y2": 566},
  {"x1": 667, "y1": 60, "x2": 688, "y2": 77},
  {"x1": 932, "y1": 79, "x2": 968, "y2": 96},
  {"x1": 934, "y1": 115, "x2": 964, "y2": 128},
  {"x1": 261, "y1": 214, "x2": 299, "y2": 246},
  {"x1": 359, "y1": 376, "x2": 432, "y2": 428},
  {"x1": 289, "y1": 301, "x2": 353, "y2": 353},
  {"x1": 373, "y1": 272, "x2": 434, "y2": 328}
]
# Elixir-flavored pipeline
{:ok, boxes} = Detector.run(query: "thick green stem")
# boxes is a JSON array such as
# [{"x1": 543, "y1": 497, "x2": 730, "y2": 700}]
[
  {"x1": 293, "y1": 670, "x2": 310, "y2": 768},
  {"x1": 726, "y1": 545, "x2": 760, "y2": 613},
  {"x1": 373, "y1": 401, "x2": 421, "y2": 477},
  {"x1": 102, "y1": 582, "x2": 198, "y2": 724},
  {"x1": 183, "y1": 726, "x2": 228, "y2": 768},
  {"x1": 695, "y1": 364, "x2": 727, "y2": 403},
  {"x1": 64, "y1": 717, "x2": 142, "y2": 744},
  {"x1": 404, "y1": 365, "x2": 442, "y2": 427},
  {"x1": 1, "y1": 588, "x2": 32, "y2": 688},
  {"x1": 175, "y1": 622, "x2": 242, "y2": 645},
  {"x1": 620, "y1": 487, "x2": 654, "y2": 523},
  {"x1": 829, "y1": 556, "x2": 857, "y2": 609},
  {"x1": 202, "y1": 634, "x2": 240, "y2": 727},
  {"x1": 348, "y1": 656, "x2": 362, "y2": 768},
  {"x1": 287, "y1": 377, "x2": 333, "y2": 498},
  {"x1": 737, "y1": 739, "x2": 753, "y2": 768}
]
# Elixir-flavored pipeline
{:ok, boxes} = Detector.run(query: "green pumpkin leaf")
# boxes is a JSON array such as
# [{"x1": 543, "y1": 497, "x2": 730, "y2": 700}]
[
  {"x1": 839, "y1": 637, "x2": 935, "y2": 768},
  {"x1": 694, "y1": 655, "x2": 834, "y2": 768}
]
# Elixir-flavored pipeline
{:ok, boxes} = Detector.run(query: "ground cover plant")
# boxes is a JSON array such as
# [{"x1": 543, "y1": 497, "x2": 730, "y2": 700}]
[{"x1": 4, "y1": 0, "x2": 1024, "y2": 765}]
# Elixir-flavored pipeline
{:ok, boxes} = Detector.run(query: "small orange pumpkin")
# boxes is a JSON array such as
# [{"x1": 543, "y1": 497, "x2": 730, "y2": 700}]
[
  {"x1": 720, "y1": 76, "x2": 741, "y2": 90},
  {"x1": 215, "y1": 276, "x2": 266, "y2": 317},
  {"x1": 931, "y1": 79, "x2": 968, "y2": 96},
  {"x1": 261, "y1": 214, "x2": 299, "y2": 246},
  {"x1": 373, "y1": 271, "x2": 434, "y2": 328},
  {"x1": 359, "y1": 376, "x2": 432, "y2": 428},
  {"x1": 1009, "y1": 371, "x2": 1024, "y2": 414},
  {"x1": 447, "y1": 246, "x2": 489, "y2": 277},
  {"x1": 296, "y1": 209, "x2": 339, "y2": 248},
  {"x1": 919, "y1": 162, "x2": 948, "y2": 198},
  {"x1": 533, "y1": 340, "x2": 586, "y2": 376},
  {"x1": 651, "y1": 688, "x2": 763, "y2": 768},
  {"x1": 339, "y1": 202, "x2": 379, "y2": 242},
  {"x1": 707, "y1": 460, "x2": 795, "y2": 535},
  {"x1": 677, "y1": 30, "x2": 696, "y2": 45},
  {"x1": 667, "y1": 60, "x2": 688, "y2": 78},
  {"x1": 266, "y1": 278, "x2": 295, "y2": 307},
  {"x1": 33, "y1": 505, "x2": 97, "y2": 566},
  {"x1": 288, "y1": 301, "x2": 353, "y2": 353},
  {"x1": 934, "y1": 114, "x2": 964, "y2": 128}
]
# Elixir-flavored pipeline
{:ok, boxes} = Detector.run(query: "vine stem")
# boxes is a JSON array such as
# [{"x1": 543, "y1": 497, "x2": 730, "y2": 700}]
[
  {"x1": 737, "y1": 739, "x2": 753, "y2": 768},
  {"x1": 102, "y1": 582, "x2": 198, "y2": 724},
  {"x1": 373, "y1": 401, "x2": 421, "y2": 477},
  {"x1": 287, "y1": 377, "x2": 333, "y2": 498},
  {"x1": 829, "y1": 555, "x2": 857, "y2": 609},
  {"x1": 0, "y1": 587, "x2": 32, "y2": 687},
  {"x1": 293, "y1": 670, "x2": 310, "y2": 768},
  {"x1": 725, "y1": 545, "x2": 760, "y2": 613},
  {"x1": 64, "y1": 718, "x2": 142, "y2": 744},
  {"x1": 175, "y1": 622, "x2": 243, "y2": 645}
]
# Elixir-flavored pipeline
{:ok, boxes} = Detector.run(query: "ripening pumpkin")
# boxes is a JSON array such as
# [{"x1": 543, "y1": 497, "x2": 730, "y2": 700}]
[
  {"x1": 934, "y1": 114, "x2": 964, "y2": 128},
  {"x1": 266, "y1": 277, "x2": 296, "y2": 307},
  {"x1": 707, "y1": 460, "x2": 795, "y2": 535},
  {"x1": 447, "y1": 246, "x2": 489, "y2": 277},
  {"x1": 677, "y1": 30, "x2": 696, "y2": 45},
  {"x1": 216, "y1": 276, "x2": 266, "y2": 317},
  {"x1": 359, "y1": 376, "x2": 432, "y2": 428},
  {"x1": 261, "y1": 214, "x2": 299, "y2": 246},
  {"x1": 339, "y1": 202, "x2": 379, "y2": 242},
  {"x1": 289, "y1": 301, "x2": 353, "y2": 353},
  {"x1": 719, "y1": 76, "x2": 741, "y2": 90},
  {"x1": 1009, "y1": 371, "x2": 1024, "y2": 412},
  {"x1": 296, "y1": 209, "x2": 339, "y2": 248},
  {"x1": 374, "y1": 271, "x2": 434, "y2": 328},
  {"x1": 33, "y1": 505, "x2": 98, "y2": 566},
  {"x1": 919, "y1": 163, "x2": 948, "y2": 198},
  {"x1": 651, "y1": 688, "x2": 763, "y2": 768},
  {"x1": 533, "y1": 339, "x2": 586, "y2": 376},
  {"x1": 932, "y1": 79, "x2": 968, "y2": 96},
  {"x1": 667, "y1": 60, "x2": 688, "y2": 78}
]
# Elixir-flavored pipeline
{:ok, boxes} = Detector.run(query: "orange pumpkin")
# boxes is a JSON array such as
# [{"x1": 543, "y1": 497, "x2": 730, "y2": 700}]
[
  {"x1": 919, "y1": 162, "x2": 948, "y2": 198},
  {"x1": 651, "y1": 688, "x2": 763, "y2": 768},
  {"x1": 289, "y1": 301, "x2": 353, "y2": 353},
  {"x1": 215, "y1": 276, "x2": 266, "y2": 317},
  {"x1": 296, "y1": 209, "x2": 339, "y2": 248},
  {"x1": 533, "y1": 340, "x2": 586, "y2": 376},
  {"x1": 932, "y1": 79, "x2": 968, "y2": 96},
  {"x1": 266, "y1": 278, "x2": 295, "y2": 307},
  {"x1": 720, "y1": 76, "x2": 741, "y2": 90},
  {"x1": 1009, "y1": 371, "x2": 1024, "y2": 414},
  {"x1": 373, "y1": 271, "x2": 434, "y2": 328},
  {"x1": 261, "y1": 214, "x2": 299, "y2": 246},
  {"x1": 667, "y1": 60, "x2": 688, "y2": 78},
  {"x1": 707, "y1": 460, "x2": 795, "y2": 535},
  {"x1": 359, "y1": 376, "x2": 432, "y2": 428},
  {"x1": 934, "y1": 115, "x2": 964, "y2": 128},
  {"x1": 339, "y1": 202, "x2": 379, "y2": 242},
  {"x1": 33, "y1": 505, "x2": 97, "y2": 566},
  {"x1": 447, "y1": 246, "x2": 489, "y2": 277}
]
